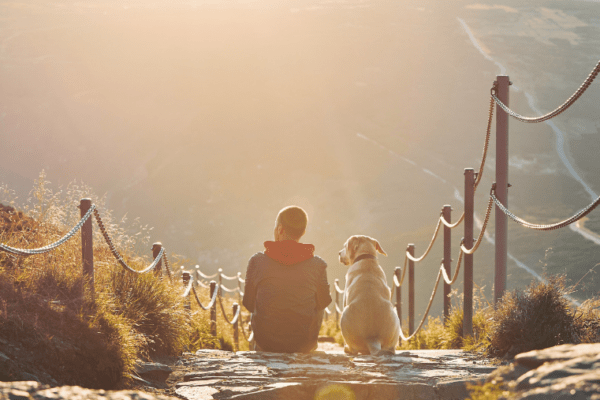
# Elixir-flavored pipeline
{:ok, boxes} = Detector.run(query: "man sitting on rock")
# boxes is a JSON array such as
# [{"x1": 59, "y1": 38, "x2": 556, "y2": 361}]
[{"x1": 242, "y1": 206, "x2": 332, "y2": 353}]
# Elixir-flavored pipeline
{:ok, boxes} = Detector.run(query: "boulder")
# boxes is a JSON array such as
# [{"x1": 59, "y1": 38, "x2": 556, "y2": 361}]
[
  {"x1": 486, "y1": 343, "x2": 600, "y2": 399},
  {"x1": 135, "y1": 362, "x2": 173, "y2": 383}
]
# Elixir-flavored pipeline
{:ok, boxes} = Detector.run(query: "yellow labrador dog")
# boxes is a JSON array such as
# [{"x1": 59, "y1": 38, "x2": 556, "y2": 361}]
[{"x1": 338, "y1": 235, "x2": 400, "y2": 355}]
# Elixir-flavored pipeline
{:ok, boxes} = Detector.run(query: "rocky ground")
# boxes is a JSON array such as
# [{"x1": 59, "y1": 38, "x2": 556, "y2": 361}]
[
  {"x1": 3, "y1": 343, "x2": 600, "y2": 399},
  {"x1": 486, "y1": 343, "x2": 600, "y2": 399}
]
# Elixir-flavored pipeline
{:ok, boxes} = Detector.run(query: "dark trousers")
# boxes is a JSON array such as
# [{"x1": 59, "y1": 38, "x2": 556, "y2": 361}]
[{"x1": 253, "y1": 309, "x2": 324, "y2": 353}]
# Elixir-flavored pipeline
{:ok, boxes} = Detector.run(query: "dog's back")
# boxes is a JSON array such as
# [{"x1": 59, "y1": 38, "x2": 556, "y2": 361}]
[{"x1": 340, "y1": 251, "x2": 400, "y2": 355}]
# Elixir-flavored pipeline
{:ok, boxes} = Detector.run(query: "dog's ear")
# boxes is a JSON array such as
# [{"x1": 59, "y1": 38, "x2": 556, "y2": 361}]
[
  {"x1": 348, "y1": 236, "x2": 359, "y2": 259},
  {"x1": 370, "y1": 238, "x2": 387, "y2": 256}
]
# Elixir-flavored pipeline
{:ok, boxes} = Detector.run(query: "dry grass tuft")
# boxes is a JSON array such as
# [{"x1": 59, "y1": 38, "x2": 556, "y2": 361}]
[{"x1": 486, "y1": 276, "x2": 600, "y2": 359}]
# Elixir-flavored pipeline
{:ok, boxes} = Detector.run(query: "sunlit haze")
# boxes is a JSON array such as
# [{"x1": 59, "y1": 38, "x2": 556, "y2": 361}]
[{"x1": 2, "y1": 0, "x2": 600, "y2": 316}]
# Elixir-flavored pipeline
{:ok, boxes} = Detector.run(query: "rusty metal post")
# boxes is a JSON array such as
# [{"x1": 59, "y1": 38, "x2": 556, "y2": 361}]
[
  {"x1": 443, "y1": 205, "x2": 452, "y2": 324},
  {"x1": 464, "y1": 169, "x2": 475, "y2": 337},
  {"x1": 495, "y1": 75, "x2": 510, "y2": 306},
  {"x1": 408, "y1": 244, "x2": 415, "y2": 336},
  {"x1": 80, "y1": 199, "x2": 94, "y2": 302},
  {"x1": 152, "y1": 242, "x2": 163, "y2": 277},
  {"x1": 394, "y1": 266, "x2": 402, "y2": 324},
  {"x1": 210, "y1": 281, "x2": 217, "y2": 337},
  {"x1": 233, "y1": 303, "x2": 239, "y2": 352},
  {"x1": 334, "y1": 279, "x2": 340, "y2": 326},
  {"x1": 182, "y1": 271, "x2": 191, "y2": 312}
]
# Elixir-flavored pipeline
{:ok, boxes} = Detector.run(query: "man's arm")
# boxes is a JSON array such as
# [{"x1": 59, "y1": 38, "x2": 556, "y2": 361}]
[
  {"x1": 242, "y1": 257, "x2": 257, "y2": 313},
  {"x1": 316, "y1": 265, "x2": 332, "y2": 310}
]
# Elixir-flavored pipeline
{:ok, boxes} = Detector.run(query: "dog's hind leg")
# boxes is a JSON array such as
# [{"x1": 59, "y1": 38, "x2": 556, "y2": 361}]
[{"x1": 344, "y1": 345, "x2": 358, "y2": 355}]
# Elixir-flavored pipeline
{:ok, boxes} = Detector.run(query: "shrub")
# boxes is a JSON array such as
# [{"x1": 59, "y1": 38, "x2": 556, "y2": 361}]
[{"x1": 486, "y1": 276, "x2": 577, "y2": 358}]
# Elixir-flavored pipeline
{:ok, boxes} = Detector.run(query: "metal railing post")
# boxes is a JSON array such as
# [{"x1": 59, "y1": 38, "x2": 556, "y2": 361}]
[
  {"x1": 407, "y1": 244, "x2": 415, "y2": 335},
  {"x1": 79, "y1": 198, "x2": 94, "y2": 302},
  {"x1": 210, "y1": 281, "x2": 217, "y2": 337},
  {"x1": 495, "y1": 75, "x2": 510, "y2": 306},
  {"x1": 334, "y1": 279, "x2": 340, "y2": 326},
  {"x1": 183, "y1": 271, "x2": 191, "y2": 312},
  {"x1": 442, "y1": 205, "x2": 452, "y2": 324},
  {"x1": 152, "y1": 242, "x2": 163, "y2": 277},
  {"x1": 233, "y1": 303, "x2": 239, "y2": 351},
  {"x1": 464, "y1": 169, "x2": 475, "y2": 337},
  {"x1": 394, "y1": 266, "x2": 402, "y2": 342}
]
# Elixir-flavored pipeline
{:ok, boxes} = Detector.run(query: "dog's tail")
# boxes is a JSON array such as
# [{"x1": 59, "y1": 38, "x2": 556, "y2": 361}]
[
  {"x1": 366, "y1": 339, "x2": 395, "y2": 356},
  {"x1": 365, "y1": 339, "x2": 381, "y2": 356}
]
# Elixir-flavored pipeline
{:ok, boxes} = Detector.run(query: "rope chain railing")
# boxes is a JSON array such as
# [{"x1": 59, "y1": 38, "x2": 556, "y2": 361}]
[
  {"x1": 218, "y1": 295, "x2": 241, "y2": 325},
  {"x1": 220, "y1": 272, "x2": 239, "y2": 280},
  {"x1": 391, "y1": 187, "x2": 496, "y2": 339},
  {"x1": 198, "y1": 271, "x2": 218, "y2": 279},
  {"x1": 187, "y1": 270, "x2": 252, "y2": 349},
  {"x1": 491, "y1": 59, "x2": 600, "y2": 123},
  {"x1": 163, "y1": 253, "x2": 173, "y2": 281},
  {"x1": 0, "y1": 204, "x2": 96, "y2": 256},
  {"x1": 94, "y1": 209, "x2": 165, "y2": 274},
  {"x1": 220, "y1": 284, "x2": 240, "y2": 293},
  {"x1": 389, "y1": 96, "x2": 496, "y2": 341},
  {"x1": 491, "y1": 185, "x2": 600, "y2": 231},
  {"x1": 191, "y1": 282, "x2": 219, "y2": 311},
  {"x1": 405, "y1": 95, "x2": 494, "y2": 264}
]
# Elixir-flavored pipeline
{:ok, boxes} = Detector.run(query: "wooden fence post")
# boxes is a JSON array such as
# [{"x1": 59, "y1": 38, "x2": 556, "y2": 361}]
[
  {"x1": 443, "y1": 205, "x2": 452, "y2": 324},
  {"x1": 152, "y1": 242, "x2": 163, "y2": 277},
  {"x1": 233, "y1": 303, "x2": 239, "y2": 352},
  {"x1": 80, "y1": 198, "x2": 94, "y2": 302},
  {"x1": 464, "y1": 168, "x2": 475, "y2": 337},
  {"x1": 210, "y1": 281, "x2": 217, "y2": 337},
  {"x1": 408, "y1": 244, "x2": 415, "y2": 336},
  {"x1": 182, "y1": 271, "x2": 191, "y2": 312}
]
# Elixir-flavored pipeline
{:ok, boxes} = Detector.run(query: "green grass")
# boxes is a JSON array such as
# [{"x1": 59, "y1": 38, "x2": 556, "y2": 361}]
[
  {"x1": 397, "y1": 286, "x2": 492, "y2": 351},
  {"x1": 319, "y1": 315, "x2": 344, "y2": 346}
]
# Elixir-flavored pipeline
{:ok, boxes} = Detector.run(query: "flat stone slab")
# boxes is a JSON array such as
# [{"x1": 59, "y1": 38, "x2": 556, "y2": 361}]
[
  {"x1": 175, "y1": 349, "x2": 494, "y2": 400},
  {"x1": 0, "y1": 381, "x2": 178, "y2": 400}
]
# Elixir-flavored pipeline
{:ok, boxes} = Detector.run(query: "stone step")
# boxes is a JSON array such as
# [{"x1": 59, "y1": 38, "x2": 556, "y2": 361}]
[{"x1": 175, "y1": 349, "x2": 494, "y2": 400}]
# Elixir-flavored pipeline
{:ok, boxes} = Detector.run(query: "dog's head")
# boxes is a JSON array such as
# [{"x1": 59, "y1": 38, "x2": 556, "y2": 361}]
[{"x1": 339, "y1": 235, "x2": 387, "y2": 266}]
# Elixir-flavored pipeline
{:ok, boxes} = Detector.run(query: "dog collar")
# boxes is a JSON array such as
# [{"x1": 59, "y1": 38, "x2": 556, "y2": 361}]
[{"x1": 353, "y1": 254, "x2": 377, "y2": 264}]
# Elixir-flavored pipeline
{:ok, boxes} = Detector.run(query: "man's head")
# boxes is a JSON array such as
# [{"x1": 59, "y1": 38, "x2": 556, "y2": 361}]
[{"x1": 274, "y1": 206, "x2": 308, "y2": 242}]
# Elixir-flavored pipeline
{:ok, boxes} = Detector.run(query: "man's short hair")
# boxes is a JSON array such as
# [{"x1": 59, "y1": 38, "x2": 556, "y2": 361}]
[{"x1": 276, "y1": 206, "x2": 308, "y2": 240}]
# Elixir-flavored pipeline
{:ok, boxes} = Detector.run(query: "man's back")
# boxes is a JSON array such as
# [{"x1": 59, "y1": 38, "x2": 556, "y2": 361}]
[{"x1": 243, "y1": 247, "x2": 331, "y2": 353}]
